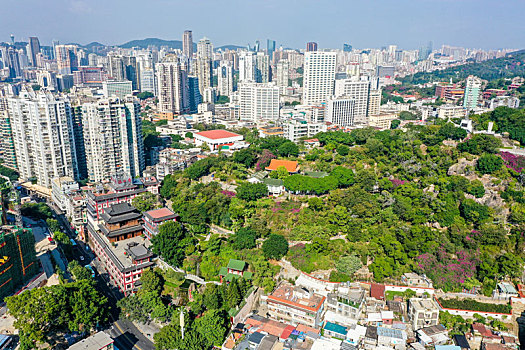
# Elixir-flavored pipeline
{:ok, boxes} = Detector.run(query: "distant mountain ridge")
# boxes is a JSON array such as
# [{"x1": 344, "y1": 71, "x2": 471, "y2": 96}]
[{"x1": 119, "y1": 38, "x2": 187, "y2": 49}]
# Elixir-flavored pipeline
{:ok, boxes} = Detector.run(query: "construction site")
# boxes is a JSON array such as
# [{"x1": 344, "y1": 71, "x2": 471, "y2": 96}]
[
  {"x1": 0, "y1": 175, "x2": 39, "y2": 301},
  {"x1": 0, "y1": 225, "x2": 39, "y2": 301}
]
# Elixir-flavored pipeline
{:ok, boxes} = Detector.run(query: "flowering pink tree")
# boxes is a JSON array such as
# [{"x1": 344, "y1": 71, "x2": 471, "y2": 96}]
[
  {"x1": 390, "y1": 179, "x2": 407, "y2": 188},
  {"x1": 417, "y1": 246, "x2": 479, "y2": 291},
  {"x1": 500, "y1": 152, "x2": 525, "y2": 173},
  {"x1": 255, "y1": 150, "x2": 276, "y2": 171}
]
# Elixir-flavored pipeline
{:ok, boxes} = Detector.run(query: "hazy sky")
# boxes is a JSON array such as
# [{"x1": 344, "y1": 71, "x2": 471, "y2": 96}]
[{"x1": 1, "y1": 0, "x2": 523, "y2": 50}]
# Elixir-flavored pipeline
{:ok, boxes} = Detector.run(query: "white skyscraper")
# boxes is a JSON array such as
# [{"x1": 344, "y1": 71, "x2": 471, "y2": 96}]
[
  {"x1": 217, "y1": 62, "x2": 233, "y2": 97},
  {"x1": 197, "y1": 38, "x2": 213, "y2": 60},
  {"x1": 326, "y1": 97, "x2": 356, "y2": 126},
  {"x1": 8, "y1": 90, "x2": 77, "y2": 187},
  {"x1": 303, "y1": 51, "x2": 337, "y2": 105},
  {"x1": 239, "y1": 51, "x2": 256, "y2": 82},
  {"x1": 82, "y1": 97, "x2": 144, "y2": 182},
  {"x1": 275, "y1": 60, "x2": 290, "y2": 87},
  {"x1": 334, "y1": 78, "x2": 371, "y2": 124},
  {"x1": 156, "y1": 58, "x2": 189, "y2": 114},
  {"x1": 239, "y1": 82, "x2": 280, "y2": 122}
]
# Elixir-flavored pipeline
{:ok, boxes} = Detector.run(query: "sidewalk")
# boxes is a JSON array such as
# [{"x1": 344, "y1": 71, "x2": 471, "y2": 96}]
[{"x1": 132, "y1": 320, "x2": 161, "y2": 341}]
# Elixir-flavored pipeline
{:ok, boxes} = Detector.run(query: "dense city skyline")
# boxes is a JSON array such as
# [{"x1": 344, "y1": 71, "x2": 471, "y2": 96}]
[
  {"x1": 1, "y1": 0, "x2": 524, "y2": 50},
  {"x1": 2, "y1": 1, "x2": 525, "y2": 348}
]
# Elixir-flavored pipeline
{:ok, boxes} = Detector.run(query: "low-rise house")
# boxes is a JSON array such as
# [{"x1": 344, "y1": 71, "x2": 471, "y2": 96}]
[
  {"x1": 248, "y1": 332, "x2": 265, "y2": 350},
  {"x1": 377, "y1": 326, "x2": 406, "y2": 348},
  {"x1": 265, "y1": 159, "x2": 299, "y2": 174},
  {"x1": 258, "y1": 334, "x2": 278, "y2": 350},
  {"x1": 381, "y1": 310, "x2": 394, "y2": 325},
  {"x1": 402, "y1": 272, "x2": 433, "y2": 288},
  {"x1": 387, "y1": 299, "x2": 405, "y2": 314},
  {"x1": 453, "y1": 334, "x2": 471, "y2": 350},
  {"x1": 247, "y1": 171, "x2": 268, "y2": 184},
  {"x1": 142, "y1": 208, "x2": 179, "y2": 239},
  {"x1": 370, "y1": 283, "x2": 385, "y2": 300},
  {"x1": 263, "y1": 178, "x2": 284, "y2": 196},
  {"x1": 267, "y1": 282, "x2": 325, "y2": 328},
  {"x1": 435, "y1": 346, "x2": 461, "y2": 350},
  {"x1": 366, "y1": 312, "x2": 382, "y2": 325},
  {"x1": 493, "y1": 282, "x2": 519, "y2": 299},
  {"x1": 219, "y1": 259, "x2": 252, "y2": 283},
  {"x1": 303, "y1": 138, "x2": 320, "y2": 148},
  {"x1": 64, "y1": 190, "x2": 87, "y2": 234},
  {"x1": 323, "y1": 321, "x2": 348, "y2": 339},
  {"x1": 409, "y1": 298, "x2": 440, "y2": 330},
  {"x1": 417, "y1": 325, "x2": 449, "y2": 346},
  {"x1": 346, "y1": 324, "x2": 367, "y2": 348},
  {"x1": 472, "y1": 323, "x2": 501, "y2": 344},
  {"x1": 140, "y1": 176, "x2": 160, "y2": 195}
]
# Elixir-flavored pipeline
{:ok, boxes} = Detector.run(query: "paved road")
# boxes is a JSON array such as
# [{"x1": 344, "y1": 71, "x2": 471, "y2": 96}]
[
  {"x1": 39, "y1": 252, "x2": 54, "y2": 278},
  {"x1": 95, "y1": 268, "x2": 155, "y2": 350}
]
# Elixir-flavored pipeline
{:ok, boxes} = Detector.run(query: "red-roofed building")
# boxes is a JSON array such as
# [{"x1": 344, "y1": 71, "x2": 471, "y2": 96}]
[
  {"x1": 472, "y1": 323, "x2": 498, "y2": 340},
  {"x1": 280, "y1": 325, "x2": 295, "y2": 340},
  {"x1": 142, "y1": 208, "x2": 179, "y2": 239},
  {"x1": 265, "y1": 159, "x2": 299, "y2": 173},
  {"x1": 370, "y1": 283, "x2": 385, "y2": 300},
  {"x1": 261, "y1": 319, "x2": 288, "y2": 337},
  {"x1": 194, "y1": 130, "x2": 243, "y2": 150},
  {"x1": 304, "y1": 138, "x2": 320, "y2": 148}
]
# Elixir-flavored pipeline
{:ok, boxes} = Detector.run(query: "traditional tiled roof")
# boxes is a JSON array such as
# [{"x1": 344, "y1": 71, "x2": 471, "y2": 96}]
[{"x1": 227, "y1": 259, "x2": 246, "y2": 271}]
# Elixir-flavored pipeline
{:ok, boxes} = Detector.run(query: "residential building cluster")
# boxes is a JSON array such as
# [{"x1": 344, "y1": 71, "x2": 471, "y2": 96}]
[{"x1": 225, "y1": 272, "x2": 521, "y2": 350}]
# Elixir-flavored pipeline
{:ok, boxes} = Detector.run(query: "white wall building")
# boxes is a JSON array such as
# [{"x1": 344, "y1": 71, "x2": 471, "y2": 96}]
[
  {"x1": 326, "y1": 96, "x2": 356, "y2": 126},
  {"x1": 282, "y1": 119, "x2": 327, "y2": 143},
  {"x1": 303, "y1": 51, "x2": 337, "y2": 105},
  {"x1": 8, "y1": 90, "x2": 77, "y2": 187},
  {"x1": 239, "y1": 82, "x2": 280, "y2": 122},
  {"x1": 51, "y1": 176, "x2": 79, "y2": 211},
  {"x1": 275, "y1": 60, "x2": 290, "y2": 87},
  {"x1": 139, "y1": 67, "x2": 156, "y2": 95},
  {"x1": 239, "y1": 51, "x2": 256, "y2": 83},
  {"x1": 334, "y1": 78, "x2": 371, "y2": 124},
  {"x1": 82, "y1": 97, "x2": 144, "y2": 182},
  {"x1": 194, "y1": 130, "x2": 243, "y2": 150},
  {"x1": 102, "y1": 80, "x2": 133, "y2": 99}
]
